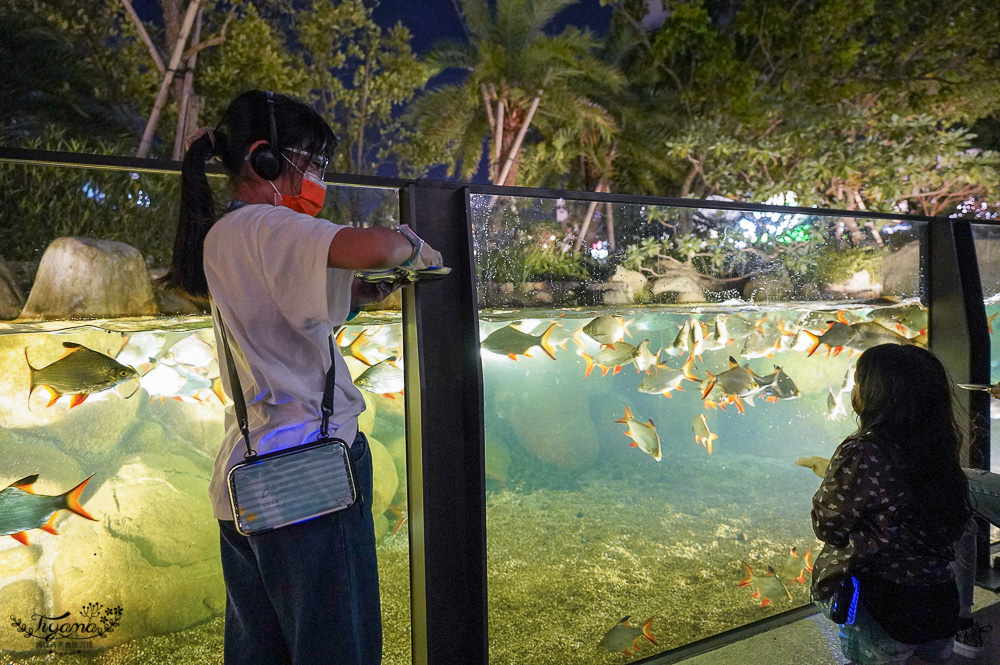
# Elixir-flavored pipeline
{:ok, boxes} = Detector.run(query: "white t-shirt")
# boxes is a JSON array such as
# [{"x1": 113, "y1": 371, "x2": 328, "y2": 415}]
[{"x1": 203, "y1": 203, "x2": 365, "y2": 521}]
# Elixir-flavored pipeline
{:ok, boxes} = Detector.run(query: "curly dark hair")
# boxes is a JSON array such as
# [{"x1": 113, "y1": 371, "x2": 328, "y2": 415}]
[{"x1": 852, "y1": 343, "x2": 971, "y2": 539}]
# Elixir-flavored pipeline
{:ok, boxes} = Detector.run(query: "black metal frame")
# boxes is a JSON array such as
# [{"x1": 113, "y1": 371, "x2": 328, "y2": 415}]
[{"x1": 2, "y1": 146, "x2": 998, "y2": 663}]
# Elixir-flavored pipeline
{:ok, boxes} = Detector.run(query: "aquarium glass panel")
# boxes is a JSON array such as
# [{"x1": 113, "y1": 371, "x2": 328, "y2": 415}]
[
  {"x1": 471, "y1": 193, "x2": 926, "y2": 663},
  {"x1": 971, "y1": 225, "x2": 1000, "y2": 470},
  {"x1": 0, "y1": 162, "x2": 409, "y2": 663}
]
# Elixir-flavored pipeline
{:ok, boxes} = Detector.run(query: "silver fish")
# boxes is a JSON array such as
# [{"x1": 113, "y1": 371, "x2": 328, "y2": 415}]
[
  {"x1": 599, "y1": 616, "x2": 657, "y2": 656},
  {"x1": 354, "y1": 357, "x2": 404, "y2": 397},
  {"x1": 0, "y1": 474, "x2": 97, "y2": 546}
]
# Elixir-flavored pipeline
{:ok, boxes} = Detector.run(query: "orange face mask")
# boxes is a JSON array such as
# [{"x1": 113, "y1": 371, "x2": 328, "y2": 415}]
[
  {"x1": 270, "y1": 155, "x2": 328, "y2": 216},
  {"x1": 279, "y1": 171, "x2": 327, "y2": 216}
]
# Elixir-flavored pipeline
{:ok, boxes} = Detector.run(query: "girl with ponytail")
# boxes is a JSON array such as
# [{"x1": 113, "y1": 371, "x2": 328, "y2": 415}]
[{"x1": 165, "y1": 90, "x2": 441, "y2": 665}]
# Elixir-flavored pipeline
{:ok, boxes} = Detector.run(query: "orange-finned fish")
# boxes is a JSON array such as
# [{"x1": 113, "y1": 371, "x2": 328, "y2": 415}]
[
  {"x1": 577, "y1": 315, "x2": 630, "y2": 347},
  {"x1": 638, "y1": 356, "x2": 699, "y2": 398},
  {"x1": 353, "y1": 356, "x2": 404, "y2": 398},
  {"x1": 598, "y1": 616, "x2": 656, "y2": 657},
  {"x1": 481, "y1": 323, "x2": 558, "y2": 361},
  {"x1": 615, "y1": 406, "x2": 662, "y2": 462},
  {"x1": 700, "y1": 357, "x2": 760, "y2": 414},
  {"x1": 754, "y1": 365, "x2": 800, "y2": 403},
  {"x1": 0, "y1": 474, "x2": 97, "y2": 546},
  {"x1": 336, "y1": 328, "x2": 374, "y2": 366},
  {"x1": 737, "y1": 563, "x2": 791, "y2": 607},
  {"x1": 26, "y1": 343, "x2": 140, "y2": 409},
  {"x1": 692, "y1": 414, "x2": 718, "y2": 455},
  {"x1": 582, "y1": 339, "x2": 652, "y2": 378},
  {"x1": 779, "y1": 546, "x2": 814, "y2": 585},
  {"x1": 801, "y1": 312, "x2": 854, "y2": 357}
]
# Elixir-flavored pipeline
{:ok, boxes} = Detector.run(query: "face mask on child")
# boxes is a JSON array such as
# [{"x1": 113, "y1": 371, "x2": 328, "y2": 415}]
[{"x1": 270, "y1": 154, "x2": 327, "y2": 216}]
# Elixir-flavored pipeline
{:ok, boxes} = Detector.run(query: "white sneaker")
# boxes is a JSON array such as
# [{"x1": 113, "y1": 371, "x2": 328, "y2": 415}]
[{"x1": 953, "y1": 620, "x2": 991, "y2": 659}]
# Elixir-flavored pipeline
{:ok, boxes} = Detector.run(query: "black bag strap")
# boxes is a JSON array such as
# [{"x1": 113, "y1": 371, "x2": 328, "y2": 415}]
[{"x1": 213, "y1": 303, "x2": 338, "y2": 459}]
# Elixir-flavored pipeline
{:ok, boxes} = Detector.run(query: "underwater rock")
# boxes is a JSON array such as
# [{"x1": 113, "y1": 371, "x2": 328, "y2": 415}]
[
  {"x1": 144, "y1": 396, "x2": 224, "y2": 460},
  {"x1": 381, "y1": 434, "x2": 408, "y2": 506},
  {"x1": 48, "y1": 453, "x2": 225, "y2": 646},
  {"x1": 743, "y1": 269, "x2": 794, "y2": 302},
  {"x1": 652, "y1": 274, "x2": 705, "y2": 304},
  {"x1": 0, "y1": 541, "x2": 39, "y2": 575},
  {"x1": 485, "y1": 434, "x2": 513, "y2": 485},
  {"x1": 881, "y1": 241, "x2": 919, "y2": 298},
  {"x1": 42, "y1": 394, "x2": 139, "y2": 457},
  {"x1": 0, "y1": 580, "x2": 45, "y2": 651},
  {"x1": 50, "y1": 514, "x2": 224, "y2": 647},
  {"x1": 358, "y1": 388, "x2": 376, "y2": 435},
  {"x1": 91, "y1": 453, "x2": 216, "y2": 568},
  {"x1": 19, "y1": 237, "x2": 158, "y2": 320},
  {"x1": 368, "y1": 435, "x2": 398, "y2": 525},
  {"x1": 0, "y1": 430, "x2": 84, "y2": 492},
  {"x1": 496, "y1": 384, "x2": 599, "y2": 472},
  {"x1": 373, "y1": 514, "x2": 391, "y2": 542},
  {"x1": 118, "y1": 419, "x2": 182, "y2": 456},
  {"x1": 0, "y1": 254, "x2": 25, "y2": 320}
]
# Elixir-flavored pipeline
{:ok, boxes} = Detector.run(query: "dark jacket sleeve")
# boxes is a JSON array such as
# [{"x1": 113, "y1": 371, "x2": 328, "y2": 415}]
[{"x1": 812, "y1": 438, "x2": 873, "y2": 547}]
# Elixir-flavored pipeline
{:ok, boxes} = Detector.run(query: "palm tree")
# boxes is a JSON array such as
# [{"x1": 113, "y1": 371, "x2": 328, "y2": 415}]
[
  {"x1": 0, "y1": 12, "x2": 132, "y2": 142},
  {"x1": 407, "y1": 0, "x2": 623, "y2": 186}
]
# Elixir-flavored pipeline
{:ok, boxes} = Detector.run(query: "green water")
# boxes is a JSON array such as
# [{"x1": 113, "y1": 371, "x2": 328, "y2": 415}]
[
  {"x1": 0, "y1": 302, "x2": 926, "y2": 663},
  {"x1": 478, "y1": 303, "x2": 920, "y2": 663},
  {"x1": 0, "y1": 313, "x2": 409, "y2": 664}
]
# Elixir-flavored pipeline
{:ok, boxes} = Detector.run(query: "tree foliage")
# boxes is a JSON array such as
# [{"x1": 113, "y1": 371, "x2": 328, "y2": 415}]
[{"x1": 591, "y1": 0, "x2": 1000, "y2": 219}]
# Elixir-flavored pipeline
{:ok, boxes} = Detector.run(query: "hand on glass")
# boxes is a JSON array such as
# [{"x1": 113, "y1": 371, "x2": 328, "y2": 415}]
[
  {"x1": 351, "y1": 275, "x2": 412, "y2": 307},
  {"x1": 404, "y1": 243, "x2": 443, "y2": 272}
]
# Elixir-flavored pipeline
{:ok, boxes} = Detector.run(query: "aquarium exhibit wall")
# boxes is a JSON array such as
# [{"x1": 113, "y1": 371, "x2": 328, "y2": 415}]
[
  {"x1": 0, "y1": 147, "x2": 994, "y2": 665},
  {"x1": 0, "y1": 152, "x2": 412, "y2": 663},
  {"x1": 469, "y1": 192, "x2": 935, "y2": 663}
]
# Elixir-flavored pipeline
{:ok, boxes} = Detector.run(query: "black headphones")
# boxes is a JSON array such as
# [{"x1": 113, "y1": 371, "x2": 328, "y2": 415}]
[{"x1": 248, "y1": 90, "x2": 282, "y2": 181}]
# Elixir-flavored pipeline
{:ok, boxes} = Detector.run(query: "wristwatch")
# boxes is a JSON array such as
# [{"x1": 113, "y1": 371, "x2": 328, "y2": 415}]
[{"x1": 397, "y1": 224, "x2": 425, "y2": 267}]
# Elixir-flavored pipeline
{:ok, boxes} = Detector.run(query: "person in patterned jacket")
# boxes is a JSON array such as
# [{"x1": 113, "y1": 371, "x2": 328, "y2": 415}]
[{"x1": 811, "y1": 343, "x2": 972, "y2": 665}]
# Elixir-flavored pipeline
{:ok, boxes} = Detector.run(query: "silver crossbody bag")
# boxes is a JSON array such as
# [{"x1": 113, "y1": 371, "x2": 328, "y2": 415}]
[{"x1": 215, "y1": 308, "x2": 357, "y2": 536}]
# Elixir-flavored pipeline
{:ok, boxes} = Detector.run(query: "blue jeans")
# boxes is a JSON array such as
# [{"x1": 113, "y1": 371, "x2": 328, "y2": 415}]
[
  {"x1": 952, "y1": 468, "x2": 1000, "y2": 614},
  {"x1": 818, "y1": 596, "x2": 953, "y2": 665},
  {"x1": 218, "y1": 431, "x2": 382, "y2": 665}
]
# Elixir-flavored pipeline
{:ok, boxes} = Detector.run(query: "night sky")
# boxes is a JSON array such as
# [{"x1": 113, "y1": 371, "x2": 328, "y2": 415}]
[
  {"x1": 133, "y1": 0, "x2": 613, "y2": 51},
  {"x1": 132, "y1": 0, "x2": 614, "y2": 179}
]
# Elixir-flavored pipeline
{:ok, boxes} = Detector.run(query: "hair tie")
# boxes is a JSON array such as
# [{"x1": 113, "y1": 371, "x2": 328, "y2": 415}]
[{"x1": 185, "y1": 127, "x2": 217, "y2": 153}]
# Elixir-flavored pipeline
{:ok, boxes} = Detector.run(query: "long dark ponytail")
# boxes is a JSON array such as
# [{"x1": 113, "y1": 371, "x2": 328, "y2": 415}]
[
  {"x1": 852, "y1": 343, "x2": 971, "y2": 538},
  {"x1": 159, "y1": 90, "x2": 337, "y2": 298}
]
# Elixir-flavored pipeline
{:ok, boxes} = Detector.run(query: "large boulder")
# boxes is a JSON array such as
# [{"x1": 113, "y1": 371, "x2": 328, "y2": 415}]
[
  {"x1": 19, "y1": 238, "x2": 158, "y2": 320},
  {"x1": 0, "y1": 428, "x2": 84, "y2": 493},
  {"x1": 368, "y1": 435, "x2": 398, "y2": 523},
  {"x1": 48, "y1": 453, "x2": 225, "y2": 646},
  {"x1": 143, "y1": 396, "x2": 225, "y2": 460},
  {"x1": 0, "y1": 254, "x2": 25, "y2": 320},
  {"x1": 494, "y1": 382, "x2": 599, "y2": 472},
  {"x1": 652, "y1": 274, "x2": 706, "y2": 303},
  {"x1": 0, "y1": 580, "x2": 46, "y2": 651}
]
